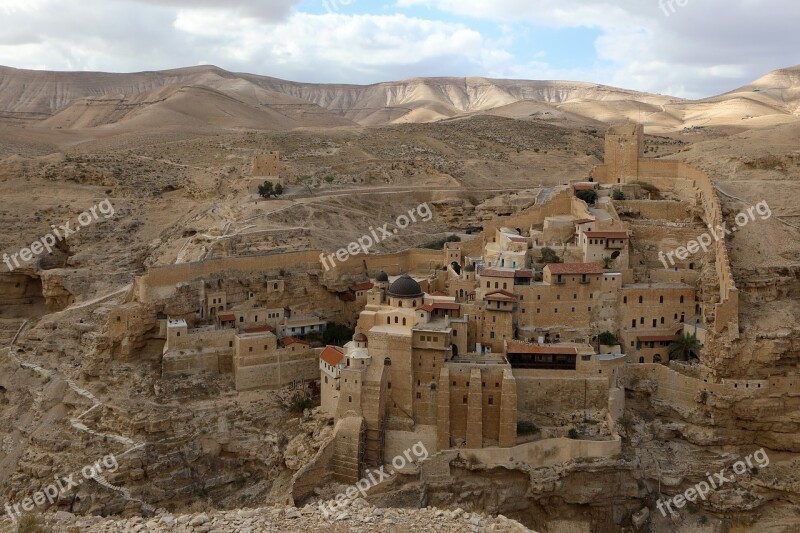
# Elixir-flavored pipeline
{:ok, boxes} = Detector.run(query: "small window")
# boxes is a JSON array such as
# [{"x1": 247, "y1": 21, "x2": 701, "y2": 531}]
[
  {"x1": 488, "y1": 396, "x2": 494, "y2": 405},
  {"x1": 463, "y1": 395, "x2": 468, "y2": 404}
]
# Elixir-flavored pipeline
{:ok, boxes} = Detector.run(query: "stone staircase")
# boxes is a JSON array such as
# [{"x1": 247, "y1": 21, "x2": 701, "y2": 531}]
[{"x1": 330, "y1": 417, "x2": 364, "y2": 484}]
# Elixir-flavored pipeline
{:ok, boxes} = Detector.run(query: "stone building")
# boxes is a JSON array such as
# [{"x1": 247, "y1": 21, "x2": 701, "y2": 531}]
[{"x1": 247, "y1": 151, "x2": 284, "y2": 193}]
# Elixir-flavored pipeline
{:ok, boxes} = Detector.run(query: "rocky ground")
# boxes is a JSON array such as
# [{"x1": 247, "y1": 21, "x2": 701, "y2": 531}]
[{"x1": 21, "y1": 503, "x2": 533, "y2": 532}]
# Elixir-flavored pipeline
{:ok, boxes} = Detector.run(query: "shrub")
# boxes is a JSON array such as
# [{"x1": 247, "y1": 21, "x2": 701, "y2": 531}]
[
  {"x1": 323, "y1": 322, "x2": 355, "y2": 346},
  {"x1": 517, "y1": 421, "x2": 540, "y2": 436},
  {"x1": 287, "y1": 393, "x2": 315, "y2": 414},
  {"x1": 568, "y1": 428, "x2": 579, "y2": 439},
  {"x1": 258, "y1": 181, "x2": 274, "y2": 198},
  {"x1": 612, "y1": 190, "x2": 626, "y2": 200},
  {"x1": 598, "y1": 331, "x2": 618, "y2": 346},
  {"x1": 632, "y1": 181, "x2": 661, "y2": 197},
  {"x1": 17, "y1": 514, "x2": 49, "y2": 533},
  {"x1": 540, "y1": 247, "x2": 562, "y2": 265},
  {"x1": 575, "y1": 189, "x2": 598, "y2": 205},
  {"x1": 422, "y1": 234, "x2": 461, "y2": 250}
]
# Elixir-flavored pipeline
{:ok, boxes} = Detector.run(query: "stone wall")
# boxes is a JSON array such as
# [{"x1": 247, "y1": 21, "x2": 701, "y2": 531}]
[
  {"x1": 514, "y1": 373, "x2": 610, "y2": 421},
  {"x1": 233, "y1": 347, "x2": 318, "y2": 391}
]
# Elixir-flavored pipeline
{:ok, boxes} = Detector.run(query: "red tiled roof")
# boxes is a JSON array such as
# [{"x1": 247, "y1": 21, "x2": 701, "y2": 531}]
[
  {"x1": 585, "y1": 231, "x2": 629, "y2": 239},
  {"x1": 281, "y1": 337, "x2": 310, "y2": 347},
  {"x1": 432, "y1": 302, "x2": 460, "y2": 311},
  {"x1": 350, "y1": 282, "x2": 374, "y2": 292},
  {"x1": 416, "y1": 304, "x2": 434, "y2": 313},
  {"x1": 573, "y1": 183, "x2": 596, "y2": 190},
  {"x1": 485, "y1": 290, "x2": 517, "y2": 302},
  {"x1": 218, "y1": 313, "x2": 236, "y2": 322},
  {"x1": 574, "y1": 218, "x2": 594, "y2": 225},
  {"x1": 482, "y1": 268, "x2": 534, "y2": 279},
  {"x1": 507, "y1": 340, "x2": 578, "y2": 355},
  {"x1": 320, "y1": 346, "x2": 344, "y2": 366},
  {"x1": 637, "y1": 335, "x2": 677, "y2": 343},
  {"x1": 431, "y1": 291, "x2": 449, "y2": 296},
  {"x1": 545, "y1": 263, "x2": 605, "y2": 275},
  {"x1": 338, "y1": 292, "x2": 356, "y2": 302},
  {"x1": 244, "y1": 325, "x2": 273, "y2": 334},
  {"x1": 481, "y1": 269, "x2": 516, "y2": 278}
]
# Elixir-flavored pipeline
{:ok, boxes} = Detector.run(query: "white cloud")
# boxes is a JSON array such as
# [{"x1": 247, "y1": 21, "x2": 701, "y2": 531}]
[
  {"x1": 395, "y1": 0, "x2": 800, "y2": 96},
  {"x1": 0, "y1": 0, "x2": 795, "y2": 97}
]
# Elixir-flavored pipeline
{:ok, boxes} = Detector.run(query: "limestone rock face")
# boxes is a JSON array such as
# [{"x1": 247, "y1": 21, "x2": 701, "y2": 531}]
[{"x1": 33, "y1": 503, "x2": 536, "y2": 532}]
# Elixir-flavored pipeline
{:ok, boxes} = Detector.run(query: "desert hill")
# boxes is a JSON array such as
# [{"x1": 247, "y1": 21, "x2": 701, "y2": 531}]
[{"x1": 1, "y1": 64, "x2": 799, "y2": 133}]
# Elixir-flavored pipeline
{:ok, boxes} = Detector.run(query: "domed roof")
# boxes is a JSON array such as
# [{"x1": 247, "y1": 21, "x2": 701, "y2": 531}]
[
  {"x1": 354, "y1": 332, "x2": 368, "y2": 343},
  {"x1": 387, "y1": 274, "x2": 424, "y2": 298},
  {"x1": 375, "y1": 271, "x2": 389, "y2": 282}
]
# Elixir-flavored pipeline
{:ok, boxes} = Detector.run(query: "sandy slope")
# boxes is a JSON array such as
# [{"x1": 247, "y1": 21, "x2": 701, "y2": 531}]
[{"x1": 2, "y1": 64, "x2": 798, "y2": 132}]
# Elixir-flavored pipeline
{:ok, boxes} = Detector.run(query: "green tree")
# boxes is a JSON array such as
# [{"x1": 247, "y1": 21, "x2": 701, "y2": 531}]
[
  {"x1": 612, "y1": 190, "x2": 626, "y2": 200},
  {"x1": 258, "y1": 181, "x2": 274, "y2": 199},
  {"x1": 598, "y1": 331, "x2": 618, "y2": 346},
  {"x1": 575, "y1": 189, "x2": 598, "y2": 205},
  {"x1": 323, "y1": 322, "x2": 355, "y2": 346},
  {"x1": 540, "y1": 247, "x2": 562, "y2": 265},
  {"x1": 668, "y1": 333, "x2": 702, "y2": 361},
  {"x1": 274, "y1": 183, "x2": 284, "y2": 196},
  {"x1": 603, "y1": 256, "x2": 615, "y2": 270}
]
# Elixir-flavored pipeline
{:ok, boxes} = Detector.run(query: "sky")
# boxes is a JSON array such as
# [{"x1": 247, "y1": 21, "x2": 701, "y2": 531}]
[{"x1": 0, "y1": 0, "x2": 797, "y2": 98}]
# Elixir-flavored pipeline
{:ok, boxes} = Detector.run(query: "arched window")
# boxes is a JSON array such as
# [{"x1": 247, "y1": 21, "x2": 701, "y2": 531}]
[
  {"x1": 639, "y1": 357, "x2": 645, "y2": 363},
  {"x1": 387, "y1": 317, "x2": 390, "y2": 324},
  {"x1": 394, "y1": 316, "x2": 399, "y2": 324},
  {"x1": 402, "y1": 318, "x2": 407, "y2": 326}
]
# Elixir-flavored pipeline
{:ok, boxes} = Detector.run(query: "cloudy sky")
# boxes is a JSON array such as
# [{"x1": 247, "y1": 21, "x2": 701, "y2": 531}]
[{"x1": 0, "y1": 0, "x2": 797, "y2": 98}]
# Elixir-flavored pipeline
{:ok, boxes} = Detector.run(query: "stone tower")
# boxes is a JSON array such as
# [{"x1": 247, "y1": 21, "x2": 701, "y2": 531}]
[{"x1": 602, "y1": 124, "x2": 644, "y2": 184}]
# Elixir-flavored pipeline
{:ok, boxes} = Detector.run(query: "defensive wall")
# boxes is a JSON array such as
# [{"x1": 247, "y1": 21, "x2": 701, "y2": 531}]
[{"x1": 594, "y1": 158, "x2": 739, "y2": 339}]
